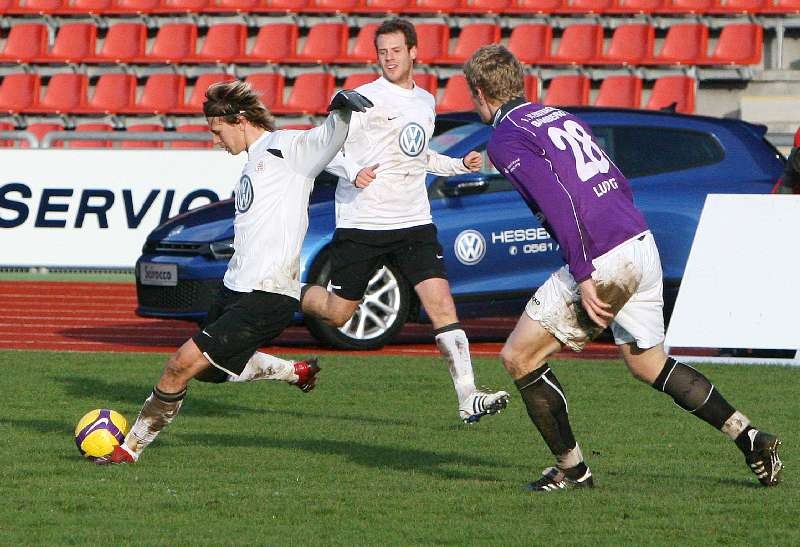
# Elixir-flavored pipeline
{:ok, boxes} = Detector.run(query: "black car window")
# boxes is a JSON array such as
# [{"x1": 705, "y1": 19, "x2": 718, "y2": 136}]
[
  {"x1": 428, "y1": 147, "x2": 513, "y2": 200},
  {"x1": 593, "y1": 125, "x2": 724, "y2": 179}
]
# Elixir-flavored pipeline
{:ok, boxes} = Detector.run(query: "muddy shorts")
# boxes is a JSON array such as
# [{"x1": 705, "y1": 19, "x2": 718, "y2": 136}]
[{"x1": 525, "y1": 231, "x2": 665, "y2": 351}]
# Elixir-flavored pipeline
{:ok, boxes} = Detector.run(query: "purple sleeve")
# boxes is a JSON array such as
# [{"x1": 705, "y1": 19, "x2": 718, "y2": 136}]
[{"x1": 488, "y1": 135, "x2": 595, "y2": 282}]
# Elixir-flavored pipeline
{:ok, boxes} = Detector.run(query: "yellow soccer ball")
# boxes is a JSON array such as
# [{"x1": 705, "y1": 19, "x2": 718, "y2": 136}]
[{"x1": 74, "y1": 409, "x2": 129, "y2": 459}]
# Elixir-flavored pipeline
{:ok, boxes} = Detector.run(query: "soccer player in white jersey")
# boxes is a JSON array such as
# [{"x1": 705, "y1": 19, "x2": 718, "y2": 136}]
[
  {"x1": 98, "y1": 81, "x2": 373, "y2": 464},
  {"x1": 300, "y1": 18, "x2": 510, "y2": 424}
]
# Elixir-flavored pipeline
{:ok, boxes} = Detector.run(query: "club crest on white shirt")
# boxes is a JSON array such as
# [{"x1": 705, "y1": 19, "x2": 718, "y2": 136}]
[
  {"x1": 398, "y1": 122, "x2": 426, "y2": 157},
  {"x1": 236, "y1": 175, "x2": 254, "y2": 213}
]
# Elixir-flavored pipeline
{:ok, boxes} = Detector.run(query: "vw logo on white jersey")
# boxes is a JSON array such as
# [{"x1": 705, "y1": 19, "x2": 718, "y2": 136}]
[
  {"x1": 454, "y1": 229, "x2": 486, "y2": 266},
  {"x1": 399, "y1": 122, "x2": 426, "y2": 157},
  {"x1": 236, "y1": 175, "x2": 254, "y2": 213}
]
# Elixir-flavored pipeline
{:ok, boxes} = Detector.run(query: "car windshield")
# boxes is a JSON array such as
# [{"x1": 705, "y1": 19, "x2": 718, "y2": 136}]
[{"x1": 430, "y1": 123, "x2": 484, "y2": 154}]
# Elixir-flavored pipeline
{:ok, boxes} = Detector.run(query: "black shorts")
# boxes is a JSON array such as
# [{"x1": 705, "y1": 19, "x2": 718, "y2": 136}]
[
  {"x1": 328, "y1": 224, "x2": 447, "y2": 301},
  {"x1": 192, "y1": 286, "x2": 298, "y2": 376}
]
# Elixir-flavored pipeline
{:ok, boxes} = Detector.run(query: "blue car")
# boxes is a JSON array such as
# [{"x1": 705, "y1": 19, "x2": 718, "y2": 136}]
[{"x1": 136, "y1": 107, "x2": 784, "y2": 349}]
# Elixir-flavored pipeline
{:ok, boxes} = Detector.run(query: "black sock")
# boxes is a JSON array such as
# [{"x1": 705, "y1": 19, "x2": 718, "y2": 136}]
[
  {"x1": 652, "y1": 357, "x2": 738, "y2": 430},
  {"x1": 515, "y1": 365, "x2": 578, "y2": 463}
]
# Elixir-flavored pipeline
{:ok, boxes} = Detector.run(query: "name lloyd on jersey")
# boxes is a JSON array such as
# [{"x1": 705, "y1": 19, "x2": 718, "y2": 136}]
[{"x1": 0, "y1": 182, "x2": 221, "y2": 229}]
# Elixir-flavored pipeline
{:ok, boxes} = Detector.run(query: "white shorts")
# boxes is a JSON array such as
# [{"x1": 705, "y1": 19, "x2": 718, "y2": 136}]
[{"x1": 525, "y1": 231, "x2": 665, "y2": 351}]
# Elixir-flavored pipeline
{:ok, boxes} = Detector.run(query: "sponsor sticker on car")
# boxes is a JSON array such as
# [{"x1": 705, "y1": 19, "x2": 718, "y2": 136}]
[{"x1": 140, "y1": 263, "x2": 177, "y2": 287}]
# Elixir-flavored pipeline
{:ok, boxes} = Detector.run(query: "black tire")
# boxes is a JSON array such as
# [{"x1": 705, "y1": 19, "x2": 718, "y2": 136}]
[{"x1": 304, "y1": 252, "x2": 411, "y2": 350}]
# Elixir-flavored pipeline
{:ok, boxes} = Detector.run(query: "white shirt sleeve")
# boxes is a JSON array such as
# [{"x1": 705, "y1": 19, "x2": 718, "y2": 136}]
[
  {"x1": 425, "y1": 150, "x2": 472, "y2": 176},
  {"x1": 285, "y1": 110, "x2": 352, "y2": 179},
  {"x1": 326, "y1": 150, "x2": 363, "y2": 183}
]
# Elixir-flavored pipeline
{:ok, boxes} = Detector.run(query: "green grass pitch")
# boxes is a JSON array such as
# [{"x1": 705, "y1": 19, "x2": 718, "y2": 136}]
[{"x1": 0, "y1": 349, "x2": 796, "y2": 545}]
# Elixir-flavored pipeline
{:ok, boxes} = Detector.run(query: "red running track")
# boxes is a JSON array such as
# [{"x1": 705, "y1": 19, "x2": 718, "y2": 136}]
[{"x1": 0, "y1": 281, "x2": 619, "y2": 359}]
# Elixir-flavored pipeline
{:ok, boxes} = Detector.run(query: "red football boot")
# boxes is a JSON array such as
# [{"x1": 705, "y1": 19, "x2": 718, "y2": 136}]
[
  {"x1": 291, "y1": 358, "x2": 320, "y2": 393},
  {"x1": 94, "y1": 445, "x2": 136, "y2": 465}
]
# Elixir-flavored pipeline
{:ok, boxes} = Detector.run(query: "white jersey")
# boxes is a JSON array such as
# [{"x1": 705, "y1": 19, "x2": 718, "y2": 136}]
[
  {"x1": 223, "y1": 111, "x2": 351, "y2": 298},
  {"x1": 327, "y1": 76, "x2": 470, "y2": 230}
]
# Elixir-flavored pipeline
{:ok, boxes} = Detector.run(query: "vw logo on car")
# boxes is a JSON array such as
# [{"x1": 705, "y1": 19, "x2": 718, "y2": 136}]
[
  {"x1": 399, "y1": 123, "x2": 426, "y2": 157},
  {"x1": 454, "y1": 229, "x2": 486, "y2": 265}
]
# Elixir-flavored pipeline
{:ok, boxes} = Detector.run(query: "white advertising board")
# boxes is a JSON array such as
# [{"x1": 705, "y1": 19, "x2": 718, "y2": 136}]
[
  {"x1": 665, "y1": 194, "x2": 800, "y2": 364},
  {"x1": 0, "y1": 149, "x2": 246, "y2": 268}
]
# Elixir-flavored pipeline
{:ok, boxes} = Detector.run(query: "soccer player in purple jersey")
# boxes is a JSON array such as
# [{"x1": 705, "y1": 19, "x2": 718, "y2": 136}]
[{"x1": 463, "y1": 44, "x2": 782, "y2": 491}]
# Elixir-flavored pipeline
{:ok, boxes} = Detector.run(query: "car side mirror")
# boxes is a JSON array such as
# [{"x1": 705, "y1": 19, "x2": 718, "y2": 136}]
[{"x1": 440, "y1": 173, "x2": 489, "y2": 197}]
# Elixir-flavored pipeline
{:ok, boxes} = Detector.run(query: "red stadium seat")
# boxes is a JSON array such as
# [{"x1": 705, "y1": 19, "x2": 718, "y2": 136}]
[
  {"x1": 34, "y1": 23, "x2": 98, "y2": 64},
  {"x1": 414, "y1": 23, "x2": 450, "y2": 64},
  {"x1": 71, "y1": 123, "x2": 114, "y2": 148},
  {"x1": 454, "y1": 0, "x2": 513, "y2": 13},
  {"x1": 760, "y1": 0, "x2": 800, "y2": 12},
  {"x1": 435, "y1": 23, "x2": 501, "y2": 65},
  {"x1": 7, "y1": 0, "x2": 64, "y2": 13},
  {"x1": 172, "y1": 124, "x2": 212, "y2": 149},
  {"x1": 413, "y1": 73, "x2": 438, "y2": 95},
  {"x1": 646, "y1": 75, "x2": 695, "y2": 113},
  {"x1": 22, "y1": 122, "x2": 64, "y2": 148},
  {"x1": 556, "y1": 0, "x2": 612, "y2": 12},
  {"x1": 606, "y1": 0, "x2": 662, "y2": 11},
  {"x1": 73, "y1": 73, "x2": 137, "y2": 114},
  {"x1": 541, "y1": 24, "x2": 603, "y2": 65},
  {"x1": 244, "y1": 72, "x2": 286, "y2": 110},
  {"x1": 436, "y1": 75, "x2": 473, "y2": 113},
  {"x1": 505, "y1": 0, "x2": 563, "y2": 13},
  {"x1": 272, "y1": 72, "x2": 334, "y2": 115},
  {"x1": 0, "y1": 73, "x2": 40, "y2": 114},
  {"x1": 262, "y1": 0, "x2": 307, "y2": 10},
  {"x1": 342, "y1": 72, "x2": 379, "y2": 90},
  {"x1": 236, "y1": 23, "x2": 297, "y2": 64},
  {"x1": 59, "y1": 0, "x2": 112, "y2": 12},
  {"x1": 287, "y1": 23, "x2": 348, "y2": 63},
  {"x1": 184, "y1": 23, "x2": 247, "y2": 63},
  {"x1": 590, "y1": 23, "x2": 654, "y2": 65},
  {"x1": 28, "y1": 73, "x2": 88, "y2": 114},
  {"x1": 524, "y1": 74, "x2": 539, "y2": 102},
  {"x1": 122, "y1": 123, "x2": 164, "y2": 148},
  {"x1": 104, "y1": 0, "x2": 160, "y2": 12},
  {"x1": 204, "y1": 0, "x2": 260, "y2": 10},
  {"x1": 404, "y1": 0, "x2": 459, "y2": 12},
  {"x1": 708, "y1": 0, "x2": 765, "y2": 11},
  {"x1": 156, "y1": 0, "x2": 208, "y2": 11},
  {"x1": 543, "y1": 74, "x2": 590, "y2": 106},
  {"x1": 173, "y1": 73, "x2": 235, "y2": 114},
  {"x1": 135, "y1": 23, "x2": 198, "y2": 64},
  {"x1": 307, "y1": 0, "x2": 361, "y2": 10},
  {"x1": 356, "y1": 0, "x2": 407, "y2": 10},
  {"x1": 336, "y1": 23, "x2": 377, "y2": 64},
  {"x1": 0, "y1": 121, "x2": 16, "y2": 147},
  {"x1": 84, "y1": 23, "x2": 147, "y2": 63},
  {"x1": 698, "y1": 23, "x2": 762, "y2": 65},
  {"x1": 656, "y1": 0, "x2": 712, "y2": 11},
  {"x1": 0, "y1": 0, "x2": 11, "y2": 12},
  {"x1": 594, "y1": 75, "x2": 642, "y2": 108},
  {"x1": 0, "y1": 23, "x2": 49, "y2": 63},
  {"x1": 125, "y1": 73, "x2": 186, "y2": 114},
  {"x1": 645, "y1": 23, "x2": 707, "y2": 65},
  {"x1": 508, "y1": 24, "x2": 552, "y2": 65}
]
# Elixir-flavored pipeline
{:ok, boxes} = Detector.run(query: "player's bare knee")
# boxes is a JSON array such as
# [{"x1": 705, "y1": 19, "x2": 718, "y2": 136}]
[{"x1": 500, "y1": 344, "x2": 543, "y2": 377}]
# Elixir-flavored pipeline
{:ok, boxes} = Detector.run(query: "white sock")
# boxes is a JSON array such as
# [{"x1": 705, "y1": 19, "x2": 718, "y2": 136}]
[
  {"x1": 435, "y1": 327, "x2": 476, "y2": 405},
  {"x1": 124, "y1": 388, "x2": 186, "y2": 460},
  {"x1": 227, "y1": 352, "x2": 298, "y2": 383}
]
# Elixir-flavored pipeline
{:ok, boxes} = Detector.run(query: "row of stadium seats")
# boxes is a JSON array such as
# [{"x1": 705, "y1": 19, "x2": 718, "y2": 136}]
[
  {"x1": 0, "y1": 120, "x2": 215, "y2": 147},
  {"x1": 0, "y1": 21, "x2": 764, "y2": 66},
  {"x1": 0, "y1": 71, "x2": 696, "y2": 115},
  {"x1": 1, "y1": 0, "x2": 798, "y2": 14}
]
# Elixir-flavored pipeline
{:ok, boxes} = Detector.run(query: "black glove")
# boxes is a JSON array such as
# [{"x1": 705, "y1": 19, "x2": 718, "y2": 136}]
[{"x1": 328, "y1": 90, "x2": 374, "y2": 113}]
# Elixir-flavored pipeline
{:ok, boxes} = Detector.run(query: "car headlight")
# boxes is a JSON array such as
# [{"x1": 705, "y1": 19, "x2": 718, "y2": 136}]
[{"x1": 209, "y1": 238, "x2": 234, "y2": 260}]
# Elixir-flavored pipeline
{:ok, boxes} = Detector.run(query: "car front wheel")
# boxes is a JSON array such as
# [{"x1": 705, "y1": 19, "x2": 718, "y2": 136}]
[{"x1": 304, "y1": 254, "x2": 411, "y2": 350}]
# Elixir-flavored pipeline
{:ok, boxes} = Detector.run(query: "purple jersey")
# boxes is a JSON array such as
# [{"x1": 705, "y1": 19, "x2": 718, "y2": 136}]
[{"x1": 487, "y1": 100, "x2": 649, "y2": 282}]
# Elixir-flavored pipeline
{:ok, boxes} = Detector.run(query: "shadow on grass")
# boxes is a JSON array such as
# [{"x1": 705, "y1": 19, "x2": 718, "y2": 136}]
[
  {"x1": 53, "y1": 375, "x2": 420, "y2": 427},
  {"x1": 179, "y1": 432, "x2": 500, "y2": 480}
]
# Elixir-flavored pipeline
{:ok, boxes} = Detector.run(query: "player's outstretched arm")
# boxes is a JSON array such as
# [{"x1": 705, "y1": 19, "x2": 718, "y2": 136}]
[
  {"x1": 425, "y1": 149, "x2": 481, "y2": 176},
  {"x1": 288, "y1": 90, "x2": 373, "y2": 178}
]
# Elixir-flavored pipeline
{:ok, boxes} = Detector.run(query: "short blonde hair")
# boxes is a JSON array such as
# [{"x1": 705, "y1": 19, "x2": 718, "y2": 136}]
[
  {"x1": 463, "y1": 44, "x2": 525, "y2": 104},
  {"x1": 203, "y1": 80, "x2": 276, "y2": 131}
]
